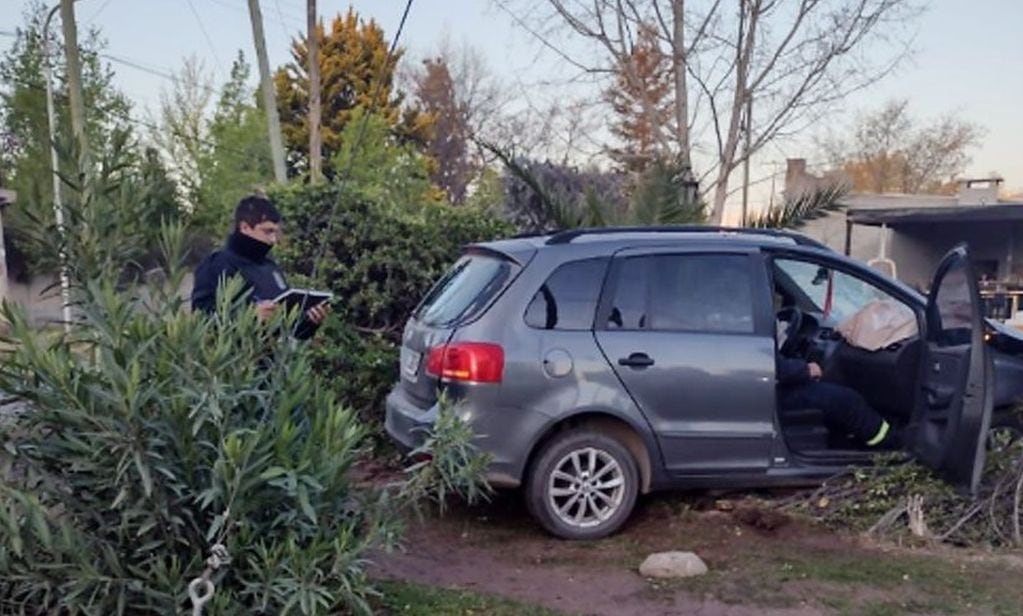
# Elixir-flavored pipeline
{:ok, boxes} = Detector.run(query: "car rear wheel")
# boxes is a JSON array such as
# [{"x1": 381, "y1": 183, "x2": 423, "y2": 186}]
[{"x1": 525, "y1": 428, "x2": 639, "y2": 540}]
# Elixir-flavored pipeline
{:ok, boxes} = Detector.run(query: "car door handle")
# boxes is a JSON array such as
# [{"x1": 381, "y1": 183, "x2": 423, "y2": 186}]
[{"x1": 618, "y1": 353, "x2": 655, "y2": 368}]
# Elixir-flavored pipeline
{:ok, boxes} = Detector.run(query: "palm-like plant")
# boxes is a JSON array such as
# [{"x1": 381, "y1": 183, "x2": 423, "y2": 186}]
[
  {"x1": 744, "y1": 183, "x2": 850, "y2": 229},
  {"x1": 481, "y1": 141, "x2": 703, "y2": 232}
]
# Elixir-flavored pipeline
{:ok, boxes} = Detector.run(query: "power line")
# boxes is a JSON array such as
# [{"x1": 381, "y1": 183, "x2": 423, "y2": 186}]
[
  {"x1": 100, "y1": 53, "x2": 222, "y2": 98},
  {"x1": 272, "y1": 0, "x2": 296, "y2": 43},
  {"x1": 207, "y1": 0, "x2": 303, "y2": 30},
  {"x1": 83, "y1": 0, "x2": 116, "y2": 25},
  {"x1": 184, "y1": 0, "x2": 227, "y2": 78}
]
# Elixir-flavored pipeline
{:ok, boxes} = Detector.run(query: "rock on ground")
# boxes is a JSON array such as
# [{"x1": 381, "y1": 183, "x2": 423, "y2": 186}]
[{"x1": 639, "y1": 551, "x2": 709, "y2": 579}]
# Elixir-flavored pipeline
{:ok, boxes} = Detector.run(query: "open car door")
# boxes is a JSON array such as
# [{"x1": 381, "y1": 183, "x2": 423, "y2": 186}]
[{"x1": 910, "y1": 244, "x2": 993, "y2": 494}]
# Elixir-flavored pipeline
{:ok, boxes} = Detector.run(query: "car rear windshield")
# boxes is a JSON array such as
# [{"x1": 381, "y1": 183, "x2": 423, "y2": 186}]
[{"x1": 415, "y1": 252, "x2": 516, "y2": 327}]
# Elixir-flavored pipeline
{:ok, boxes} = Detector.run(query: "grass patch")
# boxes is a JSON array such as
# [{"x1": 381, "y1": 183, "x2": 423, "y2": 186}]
[
  {"x1": 375, "y1": 580, "x2": 561, "y2": 615},
  {"x1": 641, "y1": 543, "x2": 1023, "y2": 614}
]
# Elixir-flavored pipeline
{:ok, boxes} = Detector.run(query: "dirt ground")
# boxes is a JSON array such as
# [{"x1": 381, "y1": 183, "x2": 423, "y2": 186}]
[{"x1": 369, "y1": 490, "x2": 1023, "y2": 616}]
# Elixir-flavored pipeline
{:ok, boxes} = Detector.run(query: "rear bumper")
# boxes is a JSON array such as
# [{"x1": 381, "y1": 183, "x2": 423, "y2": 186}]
[{"x1": 385, "y1": 386, "x2": 553, "y2": 489}]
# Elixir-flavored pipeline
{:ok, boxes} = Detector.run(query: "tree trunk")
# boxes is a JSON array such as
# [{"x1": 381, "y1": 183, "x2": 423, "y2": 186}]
[
  {"x1": 670, "y1": 0, "x2": 691, "y2": 170},
  {"x1": 709, "y1": 0, "x2": 758, "y2": 225}
]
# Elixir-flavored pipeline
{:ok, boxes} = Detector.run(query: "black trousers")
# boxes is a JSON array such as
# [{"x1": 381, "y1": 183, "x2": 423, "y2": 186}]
[{"x1": 779, "y1": 381, "x2": 884, "y2": 443}]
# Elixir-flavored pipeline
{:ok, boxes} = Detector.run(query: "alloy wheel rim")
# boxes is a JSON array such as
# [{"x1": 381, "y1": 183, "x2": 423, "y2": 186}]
[{"x1": 547, "y1": 447, "x2": 625, "y2": 529}]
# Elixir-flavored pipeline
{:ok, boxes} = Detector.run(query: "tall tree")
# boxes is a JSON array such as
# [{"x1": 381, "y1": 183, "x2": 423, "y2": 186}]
[
  {"x1": 498, "y1": 0, "x2": 922, "y2": 223},
  {"x1": 413, "y1": 57, "x2": 471, "y2": 204},
  {"x1": 273, "y1": 8, "x2": 431, "y2": 175},
  {"x1": 149, "y1": 56, "x2": 213, "y2": 204},
  {"x1": 0, "y1": 2, "x2": 133, "y2": 271},
  {"x1": 197, "y1": 53, "x2": 274, "y2": 235},
  {"x1": 406, "y1": 41, "x2": 508, "y2": 204},
  {"x1": 604, "y1": 22, "x2": 674, "y2": 174},
  {"x1": 150, "y1": 52, "x2": 273, "y2": 238},
  {"x1": 822, "y1": 99, "x2": 984, "y2": 195}
]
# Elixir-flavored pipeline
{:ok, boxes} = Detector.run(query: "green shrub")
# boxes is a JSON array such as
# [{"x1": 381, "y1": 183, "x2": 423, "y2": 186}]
[
  {"x1": 0, "y1": 168, "x2": 491, "y2": 613},
  {"x1": 272, "y1": 183, "x2": 513, "y2": 422},
  {"x1": 0, "y1": 254, "x2": 386, "y2": 613}
]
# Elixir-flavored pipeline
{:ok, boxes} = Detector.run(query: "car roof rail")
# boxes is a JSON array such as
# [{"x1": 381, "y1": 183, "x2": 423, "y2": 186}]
[{"x1": 544, "y1": 225, "x2": 830, "y2": 250}]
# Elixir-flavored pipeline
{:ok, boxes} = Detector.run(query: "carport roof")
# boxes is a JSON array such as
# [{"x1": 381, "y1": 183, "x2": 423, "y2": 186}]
[{"x1": 847, "y1": 203, "x2": 1023, "y2": 227}]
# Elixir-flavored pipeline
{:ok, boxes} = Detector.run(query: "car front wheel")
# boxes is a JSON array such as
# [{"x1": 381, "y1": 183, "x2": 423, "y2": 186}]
[{"x1": 525, "y1": 428, "x2": 639, "y2": 540}]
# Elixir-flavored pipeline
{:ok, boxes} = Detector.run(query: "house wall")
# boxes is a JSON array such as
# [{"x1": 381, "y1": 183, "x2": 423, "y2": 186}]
[
  {"x1": 6, "y1": 274, "x2": 64, "y2": 325},
  {"x1": 889, "y1": 222, "x2": 1023, "y2": 291},
  {"x1": 797, "y1": 193, "x2": 956, "y2": 268},
  {"x1": 4, "y1": 273, "x2": 196, "y2": 327}
]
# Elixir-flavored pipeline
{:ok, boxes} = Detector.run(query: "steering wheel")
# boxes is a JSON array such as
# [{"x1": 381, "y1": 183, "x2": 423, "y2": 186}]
[{"x1": 777, "y1": 306, "x2": 804, "y2": 357}]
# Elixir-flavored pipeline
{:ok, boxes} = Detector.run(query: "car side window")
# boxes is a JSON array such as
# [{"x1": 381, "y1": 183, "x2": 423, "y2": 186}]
[
  {"x1": 524, "y1": 258, "x2": 609, "y2": 330},
  {"x1": 606, "y1": 254, "x2": 755, "y2": 333},
  {"x1": 774, "y1": 258, "x2": 913, "y2": 324}
]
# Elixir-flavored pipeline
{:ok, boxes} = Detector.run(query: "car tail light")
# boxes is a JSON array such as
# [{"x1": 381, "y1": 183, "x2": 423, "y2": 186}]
[{"x1": 425, "y1": 342, "x2": 504, "y2": 383}]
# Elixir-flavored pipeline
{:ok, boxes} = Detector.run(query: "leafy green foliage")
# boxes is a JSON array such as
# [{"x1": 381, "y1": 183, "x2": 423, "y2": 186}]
[
  {"x1": 375, "y1": 580, "x2": 559, "y2": 615},
  {"x1": 628, "y1": 157, "x2": 705, "y2": 225},
  {"x1": 272, "y1": 181, "x2": 513, "y2": 422},
  {"x1": 273, "y1": 8, "x2": 432, "y2": 176},
  {"x1": 483, "y1": 142, "x2": 703, "y2": 232},
  {"x1": 189, "y1": 53, "x2": 274, "y2": 238},
  {"x1": 402, "y1": 393, "x2": 493, "y2": 513},
  {"x1": 744, "y1": 183, "x2": 849, "y2": 229},
  {"x1": 482, "y1": 141, "x2": 626, "y2": 232},
  {"x1": 0, "y1": 161, "x2": 493, "y2": 613},
  {"x1": 330, "y1": 108, "x2": 441, "y2": 208},
  {"x1": 0, "y1": 239, "x2": 390, "y2": 613},
  {"x1": 15, "y1": 131, "x2": 183, "y2": 282},
  {"x1": 0, "y1": 3, "x2": 136, "y2": 274}
]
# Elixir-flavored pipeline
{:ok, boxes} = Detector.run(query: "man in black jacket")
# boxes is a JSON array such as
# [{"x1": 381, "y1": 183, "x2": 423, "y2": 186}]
[
  {"x1": 777, "y1": 353, "x2": 899, "y2": 448},
  {"x1": 191, "y1": 195, "x2": 329, "y2": 338}
]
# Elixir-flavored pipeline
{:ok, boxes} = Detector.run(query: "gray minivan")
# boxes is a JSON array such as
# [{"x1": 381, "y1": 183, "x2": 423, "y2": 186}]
[{"x1": 386, "y1": 227, "x2": 1023, "y2": 539}]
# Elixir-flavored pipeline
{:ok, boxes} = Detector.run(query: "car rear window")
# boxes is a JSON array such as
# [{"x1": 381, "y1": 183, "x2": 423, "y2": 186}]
[
  {"x1": 415, "y1": 253, "x2": 516, "y2": 327},
  {"x1": 524, "y1": 258, "x2": 609, "y2": 330}
]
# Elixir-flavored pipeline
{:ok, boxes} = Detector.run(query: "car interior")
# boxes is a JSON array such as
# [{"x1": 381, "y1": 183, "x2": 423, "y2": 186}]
[{"x1": 770, "y1": 257, "x2": 923, "y2": 457}]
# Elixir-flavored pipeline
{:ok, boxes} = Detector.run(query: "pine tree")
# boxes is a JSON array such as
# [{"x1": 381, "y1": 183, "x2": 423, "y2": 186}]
[
  {"x1": 603, "y1": 23, "x2": 674, "y2": 175},
  {"x1": 273, "y1": 8, "x2": 431, "y2": 175},
  {"x1": 415, "y1": 57, "x2": 471, "y2": 205}
]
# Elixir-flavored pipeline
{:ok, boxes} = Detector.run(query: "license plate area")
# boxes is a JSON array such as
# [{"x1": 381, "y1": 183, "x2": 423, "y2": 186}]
[{"x1": 401, "y1": 347, "x2": 422, "y2": 382}]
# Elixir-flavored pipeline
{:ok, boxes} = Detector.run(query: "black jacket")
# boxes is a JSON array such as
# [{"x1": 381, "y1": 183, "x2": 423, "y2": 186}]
[
  {"x1": 777, "y1": 356, "x2": 811, "y2": 387},
  {"x1": 191, "y1": 231, "x2": 317, "y2": 338}
]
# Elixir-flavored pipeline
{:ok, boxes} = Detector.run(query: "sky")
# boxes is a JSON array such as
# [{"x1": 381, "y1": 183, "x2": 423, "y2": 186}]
[{"x1": 4, "y1": 0, "x2": 1022, "y2": 217}]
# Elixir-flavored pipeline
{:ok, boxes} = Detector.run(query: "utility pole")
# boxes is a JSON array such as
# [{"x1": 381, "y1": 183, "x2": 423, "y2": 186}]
[
  {"x1": 307, "y1": 0, "x2": 322, "y2": 182},
  {"x1": 59, "y1": 0, "x2": 87, "y2": 159},
  {"x1": 247, "y1": 0, "x2": 288, "y2": 183}
]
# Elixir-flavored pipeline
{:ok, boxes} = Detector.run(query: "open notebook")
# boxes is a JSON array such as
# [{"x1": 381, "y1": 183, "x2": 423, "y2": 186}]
[{"x1": 271, "y1": 288, "x2": 333, "y2": 313}]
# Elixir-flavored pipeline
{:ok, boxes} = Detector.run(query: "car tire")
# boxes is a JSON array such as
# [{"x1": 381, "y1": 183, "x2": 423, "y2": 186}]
[{"x1": 525, "y1": 428, "x2": 639, "y2": 540}]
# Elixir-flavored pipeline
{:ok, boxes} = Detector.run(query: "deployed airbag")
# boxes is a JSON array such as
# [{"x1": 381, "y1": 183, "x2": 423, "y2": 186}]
[{"x1": 837, "y1": 300, "x2": 918, "y2": 351}]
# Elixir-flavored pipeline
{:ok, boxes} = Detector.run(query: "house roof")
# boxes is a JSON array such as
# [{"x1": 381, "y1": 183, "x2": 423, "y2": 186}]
[{"x1": 848, "y1": 202, "x2": 1023, "y2": 227}]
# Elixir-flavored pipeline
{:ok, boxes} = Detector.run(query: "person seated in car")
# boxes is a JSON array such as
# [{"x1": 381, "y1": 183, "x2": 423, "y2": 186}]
[{"x1": 777, "y1": 352, "x2": 899, "y2": 449}]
